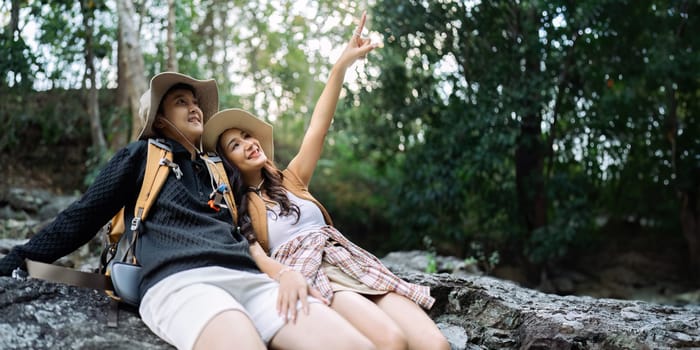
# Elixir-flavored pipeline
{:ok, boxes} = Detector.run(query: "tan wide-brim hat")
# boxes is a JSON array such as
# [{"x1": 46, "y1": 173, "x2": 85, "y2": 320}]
[
  {"x1": 202, "y1": 108, "x2": 274, "y2": 161},
  {"x1": 138, "y1": 72, "x2": 219, "y2": 140}
]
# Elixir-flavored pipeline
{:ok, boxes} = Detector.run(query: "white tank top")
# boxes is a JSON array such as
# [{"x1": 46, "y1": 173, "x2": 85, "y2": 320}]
[{"x1": 267, "y1": 191, "x2": 326, "y2": 253}]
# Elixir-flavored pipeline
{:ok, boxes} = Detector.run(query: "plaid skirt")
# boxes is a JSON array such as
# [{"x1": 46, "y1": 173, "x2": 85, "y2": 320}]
[{"x1": 271, "y1": 226, "x2": 435, "y2": 309}]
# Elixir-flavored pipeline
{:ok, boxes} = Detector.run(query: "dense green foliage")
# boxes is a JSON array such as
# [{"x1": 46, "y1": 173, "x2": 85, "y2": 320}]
[
  {"x1": 336, "y1": 0, "x2": 699, "y2": 277},
  {"x1": 1, "y1": 0, "x2": 698, "y2": 281}
]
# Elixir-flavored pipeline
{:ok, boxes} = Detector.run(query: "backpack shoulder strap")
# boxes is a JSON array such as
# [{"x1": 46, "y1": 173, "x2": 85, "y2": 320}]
[
  {"x1": 123, "y1": 138, "x2": 173, "y2": 264},
  {"x1": 202, "y1": 153, "x2": 238, "y2": 223},
  {"x1": 108, "y1": 139, "x2": 174, "y2": 245},
  {"x1": 201, "y1": 154, "x2": 268, "y2": 252},
  {"x1": 135, "y1": 138, "x2": 173, "y2": 222}
]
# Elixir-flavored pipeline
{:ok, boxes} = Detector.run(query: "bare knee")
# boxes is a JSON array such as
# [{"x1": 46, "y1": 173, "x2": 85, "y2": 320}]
[
  {"x1": 408, "y1": 328, "x2": 450, "y2": 350},
  {"x1": 437, "y1": 337, "x2": 452, "y2": 350},
  {"x1": 430, "y1": 333, "x2": 451, "y2": 350},
  {"x1": 373, "y1": 323, "x2": 408, "y2": 350}
]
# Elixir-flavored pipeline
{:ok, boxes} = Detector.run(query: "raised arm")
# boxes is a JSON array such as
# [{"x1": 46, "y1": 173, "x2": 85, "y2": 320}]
[{"x1": 287, "y1": 11, "x2": 378, "y2": 185}]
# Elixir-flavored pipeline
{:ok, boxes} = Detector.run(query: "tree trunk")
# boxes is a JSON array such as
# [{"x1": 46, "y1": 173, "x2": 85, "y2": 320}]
[
  {"x1": 9, "y1": 0, "x2": 19, "y2": 34},
  {"x1": 513, "y1": 7, "x2": 547, "y2": 284},
  {"x1": 512, "y1": 8, "x2": 547, "y2": 235},
  {"x1": 166, "y1": 0, "x2": 178, "y2": 72},
  {"x1": 117, "y1": 0, "x2": 148, "y2": 141},
  {"x1": 665, "y1": 0, "x2": 699, "y2": 284},
  {"x1": 108, "y1": 26, "x2": 130, "y2": 150},
  {"x1": 680, "y1": 187, "x2": 700, "y2": 282},
  {"x1": 514, "y1": 84, "x2": 547, "y2": 286},
  {"x1": 515, "y1": 118, "x2": 546, "y2": 231},
  {"x1": 667, "y1": 81, "x2": 700, "y2": 282},
  {"x1": 116, "y1": 29, "x2": 128, "y2": 108},
  {"x1": 81, "y1": 0, "x2": 107, "y2": 155},
  {"x1": 6, "y1": 0, "x2": 21, "y2": 87}
]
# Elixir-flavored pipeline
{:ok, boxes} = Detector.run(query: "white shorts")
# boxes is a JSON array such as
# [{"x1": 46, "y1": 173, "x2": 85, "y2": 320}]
[{"x1": 139, "y1": 266, "x2": 318, "y2": 350}]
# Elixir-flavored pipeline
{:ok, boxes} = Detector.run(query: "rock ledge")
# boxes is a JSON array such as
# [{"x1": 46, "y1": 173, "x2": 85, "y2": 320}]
[{"x1": 1, "y1": 251, "x2": 699, "y2": 350}]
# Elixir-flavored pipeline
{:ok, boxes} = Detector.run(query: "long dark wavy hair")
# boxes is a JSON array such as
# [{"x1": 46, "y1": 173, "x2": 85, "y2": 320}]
[{"x1": 216, "y1": 140, "x2": 300, "y2": 243}]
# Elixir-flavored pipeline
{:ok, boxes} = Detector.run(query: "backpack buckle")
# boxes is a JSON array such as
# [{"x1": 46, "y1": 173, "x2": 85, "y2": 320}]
[
  {"x1": 159, "y1": 158, "x2": 183, "y2": 179},
  {"x1": 130, "y1": 217, "x2": 141, "y2": 231}
]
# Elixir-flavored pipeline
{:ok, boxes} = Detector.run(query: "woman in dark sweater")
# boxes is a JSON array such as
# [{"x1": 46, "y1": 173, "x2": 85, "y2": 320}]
[{"x1": 0, "y1": 72, "x2": 374, "y2": 350}]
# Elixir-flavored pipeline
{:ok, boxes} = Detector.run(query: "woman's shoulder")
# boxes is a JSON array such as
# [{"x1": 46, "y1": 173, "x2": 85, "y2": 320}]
[
  {"x1": 124, "y1": 138, "x2": 185, "y2": 155},
  {"x1": 281, "y1": 168, "x2": 307, "y2": 190},
  {"x1": 112, "y1": 138, "x2": 183, "y2": 172},
  {"x1": 281, "y1": 168, "x2": 296, "y2": 182},
  {"x1": 119, "y1": 139, "x2": 167, "y2": 160},
  {"x1": 101, "y1": 139, "x2": 149, "y2": 171},
  {"x1": 124, "y1": 139, "x2": 150, "y2": 153}
]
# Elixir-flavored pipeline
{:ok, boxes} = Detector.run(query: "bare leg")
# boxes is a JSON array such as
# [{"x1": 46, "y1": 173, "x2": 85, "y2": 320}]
[
  {"x1": 369, "y1": 293, "x2": 450, "y2": 350},
  {"x1": 331, "y1": 291, "x2": 408, "y2": 350},
  {"x1": 193, "y1": 310, "x2": 266, "y2": 350},
  {"x1": 269, "y1": 303, "x2": 375, "y2": 350}
]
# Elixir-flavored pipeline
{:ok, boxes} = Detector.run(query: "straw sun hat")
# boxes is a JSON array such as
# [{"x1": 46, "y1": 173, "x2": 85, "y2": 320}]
[{"x1": 202, "y1": 108, "x2": 274, "y2": 161}]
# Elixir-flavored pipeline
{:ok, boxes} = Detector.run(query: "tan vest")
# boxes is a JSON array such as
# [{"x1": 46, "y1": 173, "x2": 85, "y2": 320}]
[{"x1": 248, "y1": 168, "x2": 333, "y2": 253}]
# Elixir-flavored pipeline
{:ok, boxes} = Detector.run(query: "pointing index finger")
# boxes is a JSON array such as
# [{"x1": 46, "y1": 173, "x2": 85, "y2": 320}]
[{"x1": 354, "y1": 11, "x2": 367, "y2": 37}]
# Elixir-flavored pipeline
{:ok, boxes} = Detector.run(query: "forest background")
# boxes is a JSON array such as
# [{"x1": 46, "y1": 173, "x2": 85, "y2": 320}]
[{"x1": 1, "y1": 0, "x2": 698, "y2": 297}]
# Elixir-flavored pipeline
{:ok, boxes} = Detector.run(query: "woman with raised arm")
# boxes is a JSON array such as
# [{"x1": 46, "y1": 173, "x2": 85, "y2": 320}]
[{"x1": 202, "y1": 12, "x2": 450, "y2": 350}]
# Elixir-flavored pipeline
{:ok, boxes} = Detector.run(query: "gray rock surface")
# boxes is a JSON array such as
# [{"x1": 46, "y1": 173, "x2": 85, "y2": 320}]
[
  {"x1": 1, "y1": 251, "x2": 699, "y2": 349},
  {"x1": 382, "y1": 260, "x2": 700, "y2": 350},
  {"x1": 0, "y1": 277, "x2": 169, "y2": 350}
]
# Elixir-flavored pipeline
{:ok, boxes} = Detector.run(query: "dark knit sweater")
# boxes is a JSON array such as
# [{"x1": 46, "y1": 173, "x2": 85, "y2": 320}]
[{"x1": 0, "y1": 139, "x2": 260, "y2": 300}]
